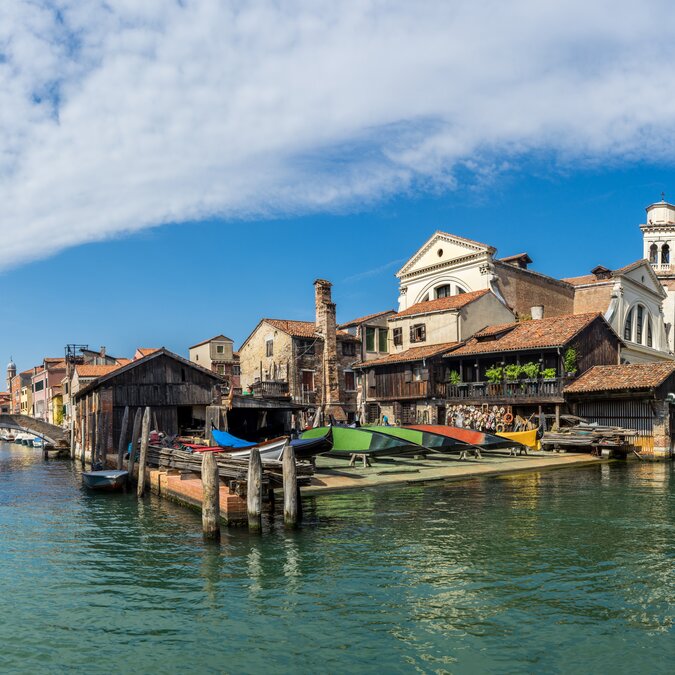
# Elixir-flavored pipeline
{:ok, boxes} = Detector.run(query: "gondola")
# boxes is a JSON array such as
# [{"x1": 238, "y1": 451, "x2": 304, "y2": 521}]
[
  {"x1": 301, "y1": 425, "x2": 424, "y2": 458},
  {"x1": 408, "y1": 425, "x2": 528, "y2": 454},
  {"x1": 363, "y1": 425, "x2": 471, "y2": 454}
]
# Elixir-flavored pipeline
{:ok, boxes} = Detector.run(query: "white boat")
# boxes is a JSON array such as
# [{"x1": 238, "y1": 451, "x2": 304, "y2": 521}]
[
  {"x1": 14, "y1": 433, "x2": 33, "y2": 445},
  {"x1": 228, "y1": 437, "x2": 289, "y2": 462},
  {"x1": 32, "y1": 438, "x2": 45, "y2": 448}
]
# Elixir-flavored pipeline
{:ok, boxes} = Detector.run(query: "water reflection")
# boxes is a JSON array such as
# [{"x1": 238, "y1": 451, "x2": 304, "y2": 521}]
[{"x1": 1, "y1": 443, "x2": 673, "y2": 674}]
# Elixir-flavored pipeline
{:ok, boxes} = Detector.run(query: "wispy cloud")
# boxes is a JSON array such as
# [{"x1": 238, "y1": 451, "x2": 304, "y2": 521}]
[
  {"x1": 343, "y1": 258, "x2": 407, "y2": 284},
  {"x1": 3, "y1": 1, "x2": 675, "y2": 268}
]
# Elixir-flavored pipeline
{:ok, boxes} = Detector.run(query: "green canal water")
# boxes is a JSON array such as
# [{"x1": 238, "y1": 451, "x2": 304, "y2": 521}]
[{"x1": 0, "y1": 443, "x2": 673, "y2": 674}]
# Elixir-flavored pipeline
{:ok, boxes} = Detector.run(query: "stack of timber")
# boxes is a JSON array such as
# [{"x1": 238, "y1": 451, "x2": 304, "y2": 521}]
[
  {"x1": 541, "y1": 423, "x2": 637, "y2": 451},
  {"x1": 145, "y1": 445, "x2": 314, "y2": 490}
]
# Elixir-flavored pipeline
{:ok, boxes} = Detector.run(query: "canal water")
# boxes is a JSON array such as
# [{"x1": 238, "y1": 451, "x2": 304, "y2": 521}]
[{"x1": 0, "y1": 443, "x2": 673, "y2": 674}]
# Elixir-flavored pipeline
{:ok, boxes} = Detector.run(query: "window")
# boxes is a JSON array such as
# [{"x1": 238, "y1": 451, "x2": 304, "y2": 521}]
[
  {"x1": 366, "y1": 327, "x2": 376, "y2": 352},
  {"x1": 216, "y1": 364, "x2": 225, "y2": 375},
  {"x1": 216, "y1": 345, "x2": 224, "y2": 354},
  {"x1": 34, "y1": 380, "x2": 44, "y2": 393},
  {"x1": 410, "y1": 324, "x2": 426, "y2": 343},
  {"x1": 636, "y1": 305, "x2": 644, "y2": 344},
  {"x1": 342, "y1": 341, "x2": 356, "y2": 356},
  {"x1": 266, "y1": 340, "x2": 273, "y2": 357},
  {"x1": 455, "y1": 286, "x2": 466, "y2": 294},
  {"x1": 301, "y1": 370, "x2": 315, "y2": 392},
  {"x1": 344, "y1": 371, "x2": 355, "y2": 391},
  {"x1": 233, "y1": 364, "x2": 241, "y2": 376},
  {"x1": 624, "y1": 308, "x2": 633, "y2": 341},
  {"x1": 297, "y1": 339, "x2": 315, "y2": 355},
  {"x1": 393, "y1": 327, "x2": 403, "y2": 346},
  {"x1": 650, "y1": 243, "x2": 658, "y2": 264},
  {"x1": 647, "y1": 318, "x2": 653, "y2": 348},
  {"x1": 378, "y1": 328, "x2": 388, "y2": 353},
  {"x1": 662, "y1": 244, "x2": 670, "y2": 264},
  {"x1": 195, "y1": 354, "x2": 199, "y2": 360},
  {"x1": 435, "y1": 284, "x2": 451, "y2": 299}
]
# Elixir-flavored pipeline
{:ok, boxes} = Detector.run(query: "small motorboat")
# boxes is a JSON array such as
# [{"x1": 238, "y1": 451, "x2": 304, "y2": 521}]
[
  {"x1": 32, "y1": 438, "x2": 45, "y2": 449},
  {"x1": 82, "y1": 470, "x2": 129, "y2": 490}
]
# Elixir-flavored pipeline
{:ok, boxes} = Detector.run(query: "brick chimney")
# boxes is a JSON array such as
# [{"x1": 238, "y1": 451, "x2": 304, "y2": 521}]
[{"x1": 314, "y1": 279, "x2": 346, "y2": 422}]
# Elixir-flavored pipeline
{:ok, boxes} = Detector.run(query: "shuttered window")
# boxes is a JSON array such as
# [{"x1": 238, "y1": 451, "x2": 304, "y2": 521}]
[{"x1": 410, "y1": 324, "x2": 426, "y2": 343}]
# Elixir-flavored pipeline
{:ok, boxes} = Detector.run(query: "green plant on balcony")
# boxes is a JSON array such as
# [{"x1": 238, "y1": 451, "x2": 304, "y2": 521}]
[
  {"x1": 521, "y1": 362, "x2": 540, "y2": 380},
  {"x1": 448, "y1": 370, "x2": 461, "y2": 385},
  {"x1": 563, "y1": 347, "x2": 578, "y2": 376},
  {"x1": 485, "y1": 365, "x2": 503, "y2": 383},
  {"x1": 504, "y1": 364, "x2": 523, "y2": 381},
  {"x1": 542, "y1": 367, "x2": 557, "y2": 380}
]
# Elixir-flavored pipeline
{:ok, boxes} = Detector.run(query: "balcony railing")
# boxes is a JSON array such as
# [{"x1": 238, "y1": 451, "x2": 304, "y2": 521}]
[
  {"x1": 446, "y1": 378, "x2": 566, "y2": 402},
  {"x1": 250, "y1": 380, "x2": 290, "y2": 399}
]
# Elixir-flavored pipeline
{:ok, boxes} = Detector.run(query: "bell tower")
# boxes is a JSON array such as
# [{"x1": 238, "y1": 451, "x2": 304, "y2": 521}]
[
  {"x1": 641, "y1": 195, "x2": 675, "y2": 276},
  {"x1": 6, "y1": 357, "x2": 16, "y2": 392}
]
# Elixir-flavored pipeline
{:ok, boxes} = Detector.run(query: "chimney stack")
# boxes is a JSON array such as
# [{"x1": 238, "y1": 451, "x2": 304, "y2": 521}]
[{"x1": 314, "y1": 279, "x2": 346, "y2": 422}]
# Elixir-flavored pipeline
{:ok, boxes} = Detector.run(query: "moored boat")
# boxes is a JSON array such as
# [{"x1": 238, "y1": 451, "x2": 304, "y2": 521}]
[
  {"x1": 301, "y1": 425, "x2": 423, "y2": 458},
  {"x1": 364, "y1": 425, "x2": 469, "y2": 454},
  {"x1": 408, "y1": 425, "x2": 528, "y2": 454},
  {"x1": 32, "y1": 438, "x2": 45, "y2": 449},
  {"x1": 289, "y1": 426, "x2": 333, "y2": 460},
  {"x1": 496, "y1": 429, "x2": 540, "y2": 451},
  {"x1": 207, "y1": 429, "x2": 291, "y2": 461},
  {"x1": 82, "y1": 470, "x2": 129, "y2": 490}
]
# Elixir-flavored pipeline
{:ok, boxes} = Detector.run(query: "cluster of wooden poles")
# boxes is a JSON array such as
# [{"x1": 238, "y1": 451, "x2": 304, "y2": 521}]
[{"x1": 76, "y1": 405, "x2": 301, "y2": 540}]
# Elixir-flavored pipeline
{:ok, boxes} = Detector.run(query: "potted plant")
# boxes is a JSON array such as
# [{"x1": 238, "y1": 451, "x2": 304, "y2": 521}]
[
  {"x1": 485, "y1": 365, "x2": 503, "y2": 383},
  {"x1": 521, "y1": 362, "x2": 540, "y2": 380},
  {"x1": 504, "y1": 364, "x2": 523, "y2": 382},
  {"x1": 541, "y1": 367, "x2": 557, "y2": 381},
  {"x1": 448, "y1": 370, "x2": 461, "y2": 385},
  {"x1": 563, "y1": 347, "x2": 578, "y2": 377}
]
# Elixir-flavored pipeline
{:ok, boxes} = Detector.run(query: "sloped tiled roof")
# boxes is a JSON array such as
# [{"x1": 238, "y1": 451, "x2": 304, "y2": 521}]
[
  {"x1": 355, "y1": 342, "x2": 459, "y2": 368},
  {"x1": 264, "y1": 319, "x2": 355, "y2": 340},
  {"x1": 563, "y1": 259, "x2": 649, "y2": 286},
  {"x1": 565, "y1": 362, "x2": 675, "y2": 394},
  {"x1": 189, "y1": 334, "x2": 233, "y2": 349},
  {"x1": 338, "y1": 310, "x2": 395, "y2": 329},
  {"x1": 136, "y1": 348, "x2": 159, "y2": 358},
  {"x1": 391, "y1": 289, "x2": 490, "y2": 319},
  {"x1": 75, "y1": 364, "x2": 122, "y2": 378},
  {"x1": 447, "y1": 313, "x2": 608, "y2": 357}
]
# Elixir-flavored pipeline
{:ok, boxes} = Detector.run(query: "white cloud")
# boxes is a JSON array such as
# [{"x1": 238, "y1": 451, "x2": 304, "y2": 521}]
[{"x1": 2, "y1": 0, "x2": 675, "y2": 268}]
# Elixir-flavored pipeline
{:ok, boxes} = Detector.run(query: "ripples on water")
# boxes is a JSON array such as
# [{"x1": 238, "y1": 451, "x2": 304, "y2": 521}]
[{"x1": 0, "y1": 443, "x2": 673, "y2": 674}]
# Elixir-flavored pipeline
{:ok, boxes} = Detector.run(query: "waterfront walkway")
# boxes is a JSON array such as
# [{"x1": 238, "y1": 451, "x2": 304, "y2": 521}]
[{"x1": 305, "y1": 452, "x2": 602, "y2": 494}]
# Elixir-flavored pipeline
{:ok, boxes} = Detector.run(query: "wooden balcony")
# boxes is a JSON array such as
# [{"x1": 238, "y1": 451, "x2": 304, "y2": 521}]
[
  {"x1": 446, "y1": 378, "x2": 567, "y2": 403},
  {"x1": 250, "y1": 380, "x2": 290, "y2": 399},
  {"x1": 374, "y1": 380, "x2": 429, "y2": 401}
]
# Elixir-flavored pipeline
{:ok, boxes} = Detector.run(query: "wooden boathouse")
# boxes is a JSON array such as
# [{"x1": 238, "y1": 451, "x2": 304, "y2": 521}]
[
  {"x1": 73, "y1": 348, "x2": 224, "y2": 454},
  {"x1": 565, "y1": 362, "x2": 675, "y2": 459}
]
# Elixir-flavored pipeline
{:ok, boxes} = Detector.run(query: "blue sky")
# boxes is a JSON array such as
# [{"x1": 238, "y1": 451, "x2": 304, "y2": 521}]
[
  {"x1": 1, "y1": 163, "x2": 671, "y2": 372},
  {"x1": 4, "y1": 1, "x2": 675, "y2": 374}
]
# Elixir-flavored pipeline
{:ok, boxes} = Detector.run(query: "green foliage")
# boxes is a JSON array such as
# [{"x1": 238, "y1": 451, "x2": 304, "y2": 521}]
[
  {"x1": 521, "y1": 362, "x2": 540, "y2": 379},
  {"x1": 563, "y1": 347, "x2": 578, "y2": 374},
  {"x1": 448, "y1": 370, "x2": 461, "y2": 385},
  {"x1": 542, "y1": 367, "x2": 557, "y2": 379},
  {"x1": 485, "y1": 365, "x2": 503, "y2": 383},
  {"x1": 504, "y1": 364, "x2": 523, "y2": 381}
]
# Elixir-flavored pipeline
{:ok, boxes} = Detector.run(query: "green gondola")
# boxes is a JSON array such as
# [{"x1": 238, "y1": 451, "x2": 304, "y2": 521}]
[
  {"x1": 363, "y1": 425, "x2": 470, "y2": 453},
  {"x1": 301, "y1": 425, "x2": 424, "y2": 457}
]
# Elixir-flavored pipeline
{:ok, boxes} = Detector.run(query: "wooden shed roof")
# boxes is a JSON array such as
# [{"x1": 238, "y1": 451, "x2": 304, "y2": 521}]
[{"x1": 564, "y1": 362, "x2": 675, "y2": 395}]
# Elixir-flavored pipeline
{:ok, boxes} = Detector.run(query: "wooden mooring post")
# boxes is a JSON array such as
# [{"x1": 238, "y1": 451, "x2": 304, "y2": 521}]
[
  {"x1": 247, "y1": 447, "x2": 263, "y2": 532},
  {"x1": 201, "y1": 450, "x2": 221, "y2": 541},
  {"x1": 128, "y1": 407, "x2": 143, "y2": 479},
  {"x1": 282, "y1": 443, "x2": 299, "y2": 528},
  {"x1": 136, "y1": 407, "x2": 151, "y2": 498},
  {"x1": 116, "y1": 406, "x2": 129, "y2": 471}
]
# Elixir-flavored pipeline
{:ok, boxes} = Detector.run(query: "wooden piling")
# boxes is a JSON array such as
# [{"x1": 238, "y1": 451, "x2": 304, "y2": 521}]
[
  {"x1": 282, "y1": 443, "x2": 299, "y2": 527},
  {"x1": 92, "y1": 412, "x2": 100, "y2": 469},
  {"x1": 137, "y1": 407, "x2": 151, "y2": 498},
  {"x1": 247, "y1": 447, "x2": 263, "y2": 532},
  {"x1": 116, "y1": 406, "x2": 130, "y2": 471},
  {"x1": 128, "y1": 407, "x2": 143, "y2": 479},
  {"x1": 201, "y1": 450, "x2": 221, "y2": 540}
]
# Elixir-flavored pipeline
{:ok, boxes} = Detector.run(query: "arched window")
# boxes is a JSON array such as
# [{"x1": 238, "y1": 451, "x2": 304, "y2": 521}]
[
  {"x1": 435, "y1": 284, "x2": 451, "y2": 299},
  {"x1": 647, "y1": 317, "x2": 653, "y2": 348},
  {"x1": 455, "y1": 286, "x2": 466, "y2": 294},
  {"x1": 662, "y1": 244, "x2": 670, "y2": 264},
  {"x1": 624, "y1": 308, "x2": 633, "y2": 341},
  {"x1": 636, "y1": 305, "x2": 644, "y2": 344},
  {"x1": 649, "y1": 243, "x2": 658, "y2": 263}
]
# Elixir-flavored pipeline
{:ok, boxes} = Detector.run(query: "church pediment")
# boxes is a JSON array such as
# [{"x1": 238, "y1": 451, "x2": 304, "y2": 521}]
[
  {"x1": 616, "y1": 260, "x2": 667, "y2": 298},
  {"x1": 397, "y1": 231, "x2": 495, "y2": 278}
]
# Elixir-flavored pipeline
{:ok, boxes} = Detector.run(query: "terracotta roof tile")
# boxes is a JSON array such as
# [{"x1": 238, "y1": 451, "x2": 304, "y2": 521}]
[
  {"x1": 565, "y1": 362, "x2": 675, "y2": 394},
  {"x1": 563, "y1": 259, "x2": 648, "y2": 286},
  {"x1": 189, "y1": 335, "x2": 233, "y2": 349},
  {"x1": 447, "y1": 313, "x2": 607, "y2": 357},
  {"x1": 338, "y1": 310, "x2": 395, "y2": 329},
  {"x1": 355, "y1": 342, "x2": 459, "y2": 368},
  {"x1": 391, "y1": 289, "x2": 490, "y2": 319},
  {"x1": 264, "y1": 319, "x2": 355, "y2": 340},
  {"x1": 75, "y1": 364, "x2": 121, "y2": 378}
]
